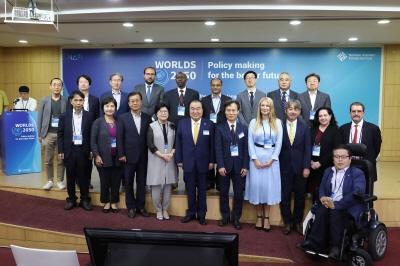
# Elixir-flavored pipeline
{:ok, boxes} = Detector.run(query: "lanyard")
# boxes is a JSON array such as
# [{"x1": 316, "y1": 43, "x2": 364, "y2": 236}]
[
  {"x1": 332, "y1": 172, "x2": 345, "y2": 194},
  {"x1": 158, "y1": 122, "x2": 168, "y2": 144},
  {"x1": 211, "y1": 97, "x2": 221, "y2": 114},
  {"x1": 262, "y1": 122, "x2": 272, "y2": 140},
  {"x1": 72, "y1": 113, "x2": 82, "y2": 136},
  {"x1": 22, "y1": 98, "x2": 29, "y2": 109}
]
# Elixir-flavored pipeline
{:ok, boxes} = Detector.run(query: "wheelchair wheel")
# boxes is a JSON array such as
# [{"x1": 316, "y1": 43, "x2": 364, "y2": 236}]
[
  {"x1": 367, "y1": 224, "x2": 387, "y2": 261},
  {"x1": 348, "y1": 248, "x2": 373, "y2": 266}
]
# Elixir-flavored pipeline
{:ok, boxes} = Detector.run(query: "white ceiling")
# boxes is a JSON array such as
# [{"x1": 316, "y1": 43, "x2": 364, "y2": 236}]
[{"x1": 0, "y1": 0, "x2": 400, "y2": 47}]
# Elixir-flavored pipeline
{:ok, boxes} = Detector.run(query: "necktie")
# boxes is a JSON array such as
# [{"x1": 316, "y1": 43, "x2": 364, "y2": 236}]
[
  {"x1": 352, "y1": 125, "x2": 358, "y2": 143},
  {"x1": 282, "y1": 91, "x2": 287, "y2": 109},
  {"x1": 250, "y1": 92, "x2": 254, "y2": 108},
  {"x1": 231, "y1": 124, "x2": 235, "y2": 143},
  {"x1": 194, "y1": 122, "x2": 199, "y2": 144},
  {"x1": 146, "y1": 85, "x2": 151, "y2": 103},
  {"x1": 179, "y1": 89, "x2": 184, "y2": 106},
  {"x1": 289, "y1": 122, "x2": 294, "y2": 145}
]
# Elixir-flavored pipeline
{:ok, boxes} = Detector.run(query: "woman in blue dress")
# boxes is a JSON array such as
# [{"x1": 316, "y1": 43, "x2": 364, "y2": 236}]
[{"x1": 244, "y1": 97, "x2": 283, "y2": 232}]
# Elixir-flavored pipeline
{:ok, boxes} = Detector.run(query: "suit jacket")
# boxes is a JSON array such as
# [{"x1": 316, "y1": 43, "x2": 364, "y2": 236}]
[
  {"x1": 66, "y1": 94, "x2": 100, "y2": 121},
  {"x1": 237, "y1": 89, "x2": 266, "y2": 127},
  {"x1": 90, "y1": 117, "x2": 120, "y2": 167},
  {"x1": 57, "y1": 110, "x2": 93, "y2": 160},
  {"x1": 117, "y1": 111, "x2": 152, "y2": 164},
  {"x1": 298, "y1": 90, "x2": 331, "y2": 126},
  {"x1": 279, "y1": 119, "x2": 311, "y2": 175},
  {"x1": 134, "y1": 83, "x2": 164, "y2": 119},
  {"x1": 339, "y1": 121, "x2": 382, "y2": 181},
  {"x1": 215, "y1": 122, "x2": 249, "y2": 174},
  {"x1": 267, "y1": 89, "x2": 300, "y2": 121},
  {"x1": 175, "y1": 118, "x2": 215, "y2": 173},
  {"x1": 99, "y1": 90, "x2": 130, "y2": 119},
  {"x1": 164, "y1": 88, "x2": 199, "y2": 126},
  {"x1": 310, "y1": 124, "x2": 342, "y2": 168},
  {"x1": 201, "y1": 94, "x2": 232, "y2": 125},
  {"x1": 318, "y1": 166, "x2": 366, "y2": 225},
  {"x1": 37, "y1": 95, "x2": 67, "y2": 138}
]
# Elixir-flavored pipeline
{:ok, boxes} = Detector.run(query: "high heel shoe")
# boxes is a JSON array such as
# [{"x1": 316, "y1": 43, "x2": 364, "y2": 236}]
[
  {"x1": 111, "y1": 206, "x2": 119, "y2": 213},
  {"x1": 103, "y1": 204, "x2": 110, "y2": 213},
  {"x1": 255, "y1": 215, "x2": 263, "y2": 230},
  {"x1": 263, "y1": 217, "x2": 270, "y2": 232}
]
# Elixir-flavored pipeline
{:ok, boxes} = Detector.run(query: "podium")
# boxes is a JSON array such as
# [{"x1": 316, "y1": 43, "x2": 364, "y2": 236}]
[{"x1": 0, "y1": 111, "x2": 42, "y2": 175}]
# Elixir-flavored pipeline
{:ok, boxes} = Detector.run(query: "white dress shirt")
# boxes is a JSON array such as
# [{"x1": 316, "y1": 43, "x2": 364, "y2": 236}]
[
  {"x1": 286, "y1": 119, "x2": 297, "y2": 139},
  {"x1": 331, "y1": 166, "x2": 349, "y2": 202},
  {"x1": 308, "y1": 91, "x2": 317, "y2": 110},
  {"x1": 350, "y1": 119, "x2": 364, "y2": 143}
]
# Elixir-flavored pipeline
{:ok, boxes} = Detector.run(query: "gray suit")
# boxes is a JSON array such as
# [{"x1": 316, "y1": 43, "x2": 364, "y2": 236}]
[
  {"x1": 237, "y1": 89, "x2": 266, "y2": 127},
  {"x1": 267, "y1": 89, "x2": 300, "y2": 121},
  {"x1": 298, "y1": 90, "x2": 331, "y2": 126},
  {"x1": 134, "y1": 83, "x2": 164, "y2": 119},
  {"x1": 37, "y1": 95, "x2": 67, "y2": 138}
]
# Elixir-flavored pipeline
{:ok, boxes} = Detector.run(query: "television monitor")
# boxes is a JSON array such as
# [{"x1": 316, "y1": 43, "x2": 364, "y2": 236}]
[{"x1": 84, "y1": 227, "x2": 239, "y2": 266}]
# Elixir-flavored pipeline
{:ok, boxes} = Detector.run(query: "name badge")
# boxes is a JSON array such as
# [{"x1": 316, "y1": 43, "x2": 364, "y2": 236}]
[
  {"x1": 264, "y1": 139, "x2": 272, "y2": 149},
  {"x1": 330, "y1": 191, "x2": 335, "y2": 200},
  {"x1": 164, "y1": 144, "x2": 168, "y2": 153},
  {"x1": 312, "y1": 145, "x2": 321, "y2": 156},
  {"x1": 177, "y1": 106, "x2": 185, "y2": 116},
  {"x1": 309, "y1": 110, "x2": 316, "y2": 120},
  {"x1": 111, "y1": 138, "x2": 116, "y2": 148},
  {"x1": 203, "y1": 130, "x2": 210, "y2": 135},
  {"x1": 230, "y1": 145, "x2": 239, "y2": 157},
  {"x1": 238, "y1": 132, "x2": 244, "y2": 139},
  {"x1": 210, "y1": 113, "x2": 217, "y2": 123},
  {"x1": 73, "y1": 135, "x2": 82, "y2": 145},
  {"x1": 51, "y1": 117, "x2": 59, "y2": 127}
]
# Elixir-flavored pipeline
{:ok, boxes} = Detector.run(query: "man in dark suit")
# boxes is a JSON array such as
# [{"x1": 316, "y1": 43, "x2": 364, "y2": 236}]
[
  {"x1": 267, "y1": 72, "x2": 300, "y2": 121},
  {"x1": 215, "y1": 100, "x2": 249, "y2": 230},
  {"x1": 164, "y1": 71, "x2": 199, "y2": 126},
  {"x1": 279, "y1": 99, "x2": 311, "y2": 235},
  {"x1": 57, "y1": 91, "x2": 94, "y2": 211},
  {"x1": 100, "y1": 73, "x2": 130, "y2": 118},
  {"x1": 299, "y1": 144, "x2": 366, "y2": 260},
  {"x1": 298, "y1": 73, "x2": 331, "y2": 127},
  {"x1": 175, "y1": 100, "x2": 215, "y2": 225},
  {"x1": 236, "y1": 70, "x2": 267, "y2": 127},
  {"x1": 201, "y1": 78, "x2": 232, "y2": 190},
  {"x1": 117, "y1": 92, "x2": 152, "y2": 218},
  {"x1": 134, "y1": 66, "x2": 164, "y2": 120},
  {"x1": 339, "y1": 102, "x2": 382, "y2": 192}
]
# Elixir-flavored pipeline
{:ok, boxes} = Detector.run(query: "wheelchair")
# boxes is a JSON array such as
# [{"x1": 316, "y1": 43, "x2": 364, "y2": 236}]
[{"x1": 297, "y1": 143, "x2": 388, "y2": 266}]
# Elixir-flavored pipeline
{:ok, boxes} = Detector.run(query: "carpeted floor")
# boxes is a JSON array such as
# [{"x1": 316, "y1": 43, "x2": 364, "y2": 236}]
[{"x1": 1, "y1": 190, "x2": 398, "y2": 266}]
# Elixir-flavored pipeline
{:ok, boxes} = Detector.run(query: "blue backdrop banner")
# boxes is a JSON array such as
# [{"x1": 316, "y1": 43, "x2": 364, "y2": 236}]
[{"x1": 62, "y1": 47, "x2": 381, "y2": 125}]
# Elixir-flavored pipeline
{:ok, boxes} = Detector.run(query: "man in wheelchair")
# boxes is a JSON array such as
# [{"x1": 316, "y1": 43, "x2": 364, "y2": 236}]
[{"x1": 298, "y1": 144, "x2": 366, "y2": 260}]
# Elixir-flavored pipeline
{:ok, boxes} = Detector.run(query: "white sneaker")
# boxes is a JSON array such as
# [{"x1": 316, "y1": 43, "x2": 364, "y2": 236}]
[
  {"x1": 57, "y1": 181, "x2": 66, "y2": 190},
  {"x1": 43, "y1": 181, "x2": 54, "y2": 190}
]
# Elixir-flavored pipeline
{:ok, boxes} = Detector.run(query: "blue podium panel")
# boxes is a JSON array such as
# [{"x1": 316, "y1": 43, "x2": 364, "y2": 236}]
[{"x1": 0, "y1": 111, "x2": 42, "y2": 175}]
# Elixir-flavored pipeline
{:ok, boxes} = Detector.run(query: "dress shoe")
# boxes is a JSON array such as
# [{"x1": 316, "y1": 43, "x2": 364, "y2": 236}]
[
  {"x1": 103, "y1": 207, "x2": 110, "y2": 213},
  {"x1": 181, "y1": 215, "x2": 196, "y2": 223},
  {"x1": 111, "y1": 207, "x2": 119, "y2": 213},
  {"x1": 128, "y1": 209, "x2": 136, "y2": 218},
  {"x1": 163, "y1": 211, "x2": 170, "y2": 220},
  {"x1": 89, "y1": 184, "x2": 94, "y2": 189},
  {"x1": 171, "y1": 183, "x2": 178, "y2": 190},
  {"x1": 298, "y1": 239, "x2": 313, "y2": 250},
  {"x1": 206, "y1": 183, "x2": 213, "y2": 190},
  {"x1": 263, "y1": 217, "x2": 270, "y2": 232},
  {"x1": 79, "y1": 201, "x2": 93, "y2": 211},
  {"x1": 137, "y1": 209, "x2": 150, "y2": 217},
  {"x1": 156, "y1": 212, "x2": 164, "y2": 220},
  {"x1": 295, "y1": 224, "x2": 303, "y2": 235},
  {"x1": 198, "y1": 217, "x2": 207, "y2": 225},
  {"x1": 282, "y1": 224, "x2": 291, "y2": 235},
  {"x1": 255, "y1": 215, "x2": 263, "y2": 230},
  {"x1": 328, "y1": 246, "x2": 341, "y2": 260},
  {"x1": 232, "y1": 219, "x2": 242, "y2": 230},
  {"x1": 64, "y1": 202, "x2": 76, "y2": 210},
  {"x1": 218, "y1": 217, "x2": 230, "y2": 227}
]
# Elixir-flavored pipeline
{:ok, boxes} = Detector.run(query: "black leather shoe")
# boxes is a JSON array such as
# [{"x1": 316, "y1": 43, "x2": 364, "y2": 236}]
[
  {"x1": 329, "y1": 246, "x2": 341, "y2": 260},
  {"x1": 206, "y1": 183, "x2": 213, "y2": 190},
  {"x1": 295, "y1": 224, "x2": 303, "y2": 235},
  {"x1": 137, "y1": 209, "x2": 150, "y2": 217},
  {"x1": 128, "y1": 209, "x2": 136, "y2": 218},
  {"x1": 298, "y1": 239, "x2": 313, "y2": 250},
  {"x1": 181, "y1": 215, "x2": 196, "y2": 223},
  {"x1": 89, "y1": 184, "x2": 94, "y2": 189},
  {"x1": 232, "y1": 219, "x2": 242, "y2": 230},
  {"x1": 64, "y1": 202, "x2": 76, "y2": 210},
  {"x1": 218, "y1": 217, "x2": 230, "y2": 226},
  {"x1": 198, "y1": 217, "x2": 207, "y2": 226},
  {"x1": 79, "y1": 201, "x2": 93, "y2": 211},
  {"x1": 282, "y1": 224, "x2": 291, "y2": 235}
]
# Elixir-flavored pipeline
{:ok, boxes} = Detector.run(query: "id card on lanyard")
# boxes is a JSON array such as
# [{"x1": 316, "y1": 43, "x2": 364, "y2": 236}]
[
  {"x1": 51, "y1": 116, "x2": 59, "y2": 127},
  {"x1": 177, "y1": 106, "x2": 185, "y2": 116},
  {"x1": 210, "y1": 113, "x2": 217, "y2": 123},
  {"x1": 111, "y1": 138, "x2": 116, "y2": 148},
  {"x1": 312, "y1": 145, "x2": 320, "y2": 156},
  {"x1": 230, "y1": 145, "x2": 238, "y2": 156},
  {"x1": 310, "y1": 110, "x2": 316, "y2": 120},
  {"x1": 262, "y1": 123, "x2": 273, "y2": 149}
]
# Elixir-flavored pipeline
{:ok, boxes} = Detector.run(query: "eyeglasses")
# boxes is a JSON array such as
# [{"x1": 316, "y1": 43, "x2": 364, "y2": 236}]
[
  {"x1": 158, "y1": 110, "x2": 168, "y2": 114},
  {"x1": 333, "y1": 155, "x2": 350, "y2": 160}
]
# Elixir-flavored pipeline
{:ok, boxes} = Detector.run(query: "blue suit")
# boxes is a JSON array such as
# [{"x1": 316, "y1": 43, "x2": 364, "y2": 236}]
[
  {"x1": 279, "y1": 119, "x2": 311, "y2": 225},
  {"x1": 99, "y1": 91, "x2": 130, "y2": 118},
  {"x1": 175, "y1": 118, "x2": 215, "y2": 218},
  {"x1": 215, "y1": 122, "x2": 249, "y2": 220}
]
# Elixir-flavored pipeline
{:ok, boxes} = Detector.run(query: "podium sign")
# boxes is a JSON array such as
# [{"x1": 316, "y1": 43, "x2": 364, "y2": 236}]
[{"x1": 0, "y1": 111, "x2": 42, "y2": 175}]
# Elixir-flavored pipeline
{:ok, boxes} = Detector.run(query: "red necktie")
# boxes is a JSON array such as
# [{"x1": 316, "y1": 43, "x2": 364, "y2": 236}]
[
  {"x1": 352, "y1": 125, "x2": 358, "y2": 143},
  {"x1": 179, "y1": 90, "x2": 184, "y2": 106}
]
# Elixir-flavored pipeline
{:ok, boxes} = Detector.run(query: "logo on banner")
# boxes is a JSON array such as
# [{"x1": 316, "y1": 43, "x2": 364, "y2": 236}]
[
  {"x1": 155, "y1": 69, "x2": 170, "y2": 86},
  {"x1": 337, "y1": 52, "x2": 347, "y2": 61},
  {"x1": 12, "y1": 126, "x2": 23, "y2": 136}
]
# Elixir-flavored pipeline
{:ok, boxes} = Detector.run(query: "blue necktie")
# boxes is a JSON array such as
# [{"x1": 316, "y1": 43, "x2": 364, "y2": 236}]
[
  {"x1": 250, "y1": 92, "x2": 254, "y2": 108},
  {"x1": 146, "y1": 85, "x2": 151, "y2": 103},
  {"x1": 282, "y1": 91, "x2": 287, "y2": 109}
]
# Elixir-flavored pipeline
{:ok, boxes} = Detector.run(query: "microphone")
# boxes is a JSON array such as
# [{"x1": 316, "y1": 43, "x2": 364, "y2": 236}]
[{"x1": 13, "y1": 98, "x2": 20, "y2": 104}]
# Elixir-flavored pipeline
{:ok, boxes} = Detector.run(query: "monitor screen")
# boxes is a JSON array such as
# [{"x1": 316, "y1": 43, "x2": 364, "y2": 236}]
[{"x1": 84, "y1": 227, "x2": 239, "y2": 266}]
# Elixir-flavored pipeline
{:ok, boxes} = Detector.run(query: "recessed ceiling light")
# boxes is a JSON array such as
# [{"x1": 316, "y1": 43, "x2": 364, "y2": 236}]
[
  {"x1": 211, "y1": 38, "x2": 219, "y2": 42},
  {"x1": 290, "y1": 20, "x2": 301, "y2": 25},
  {"x1": 378, "y1": 20, "x2": 390, "y2": 24},
  {"x1": 205, "y1": 21, "x2": 216, "y2": 26},
  {"x1": 348, "y1": 37, "x2": 358, "y2": 41},
  {"x1": 80, "y1": 39, "x2": 89, "y2": 43},
  {"x1": 123, "y1": 23, "x2": 134, "y2": 27},
  {"x1": 144, "y1": 39, "x2": 153, "y2": 42},
  {"x1": 19, "y1": 40, "x2": 27, "y2": 43},
  {"x1": 279, "y1": 38, "x2": 288, "y2": 42}
]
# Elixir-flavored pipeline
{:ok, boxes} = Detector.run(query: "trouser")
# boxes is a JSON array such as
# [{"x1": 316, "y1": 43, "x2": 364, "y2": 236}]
[
  {"x1": 123, "y1": 161, "x2": 147, "y2": 210},
  {"x1": 219, "y1": 171, "x2": 244, "y2": 220},
  {"x1": 99, "y1": 160, "x2": 121, "y2": 204},
  {"x1": 42, "y1": 132, "x2": 65, "y2": 182},
  {"x1": 185, "y1": 163, "x2": 207, "y2": 218},
  {"x1": 151, "y1": 184, "x2": 172, "y2": 212}
]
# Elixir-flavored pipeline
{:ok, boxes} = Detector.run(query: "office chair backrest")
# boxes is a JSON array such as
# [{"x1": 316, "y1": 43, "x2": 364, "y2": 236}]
[{"x1": 347, "y1": 143, "x2": 374, "y2": 196}]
